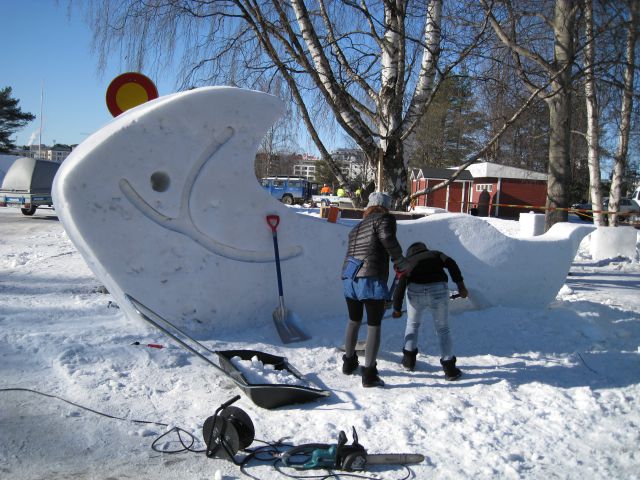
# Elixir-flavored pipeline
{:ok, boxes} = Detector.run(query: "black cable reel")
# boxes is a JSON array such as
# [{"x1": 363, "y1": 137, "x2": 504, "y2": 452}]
[{"x1": 203, "y1": 395, "x2": 255, "y2": 462}]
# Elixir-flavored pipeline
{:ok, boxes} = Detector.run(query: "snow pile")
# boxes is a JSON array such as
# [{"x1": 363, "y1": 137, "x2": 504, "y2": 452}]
[{"x1": 230, "y1": 355, "x2": 311, "y2": 387}]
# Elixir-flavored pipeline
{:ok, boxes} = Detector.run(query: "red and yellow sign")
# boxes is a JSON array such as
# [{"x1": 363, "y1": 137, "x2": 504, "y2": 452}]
[{"x1": 106, "y1": 72, "x2": 158, "y2": 117}]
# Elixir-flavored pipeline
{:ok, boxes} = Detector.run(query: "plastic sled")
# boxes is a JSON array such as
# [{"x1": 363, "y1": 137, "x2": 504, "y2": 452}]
[
  {"x1": 126, "y1": 294, "x2": 329, "y2": 409},
  {"x1": 215, "y1": 349, "x2": 330, "y2": 409}
]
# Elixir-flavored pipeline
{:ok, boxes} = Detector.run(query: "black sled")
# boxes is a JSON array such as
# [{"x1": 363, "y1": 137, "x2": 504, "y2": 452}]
[{"x1": 126, "y1": 294, "x2": 330, "y2": 409}]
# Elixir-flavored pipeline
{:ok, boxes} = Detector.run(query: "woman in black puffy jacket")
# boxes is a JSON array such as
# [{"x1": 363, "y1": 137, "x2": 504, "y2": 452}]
[{"x1": 340, "y1": 192, "x2": 409, "y2": 388}]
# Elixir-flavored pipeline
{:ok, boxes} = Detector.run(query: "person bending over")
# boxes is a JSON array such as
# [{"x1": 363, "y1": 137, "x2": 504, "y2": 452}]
[{"x1": 392, "y1": 242, "x2": 468, "y2": 380}]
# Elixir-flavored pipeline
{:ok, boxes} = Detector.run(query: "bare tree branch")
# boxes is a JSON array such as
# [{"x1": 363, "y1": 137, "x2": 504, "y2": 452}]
[{"x1": 408, "y1": 56, "x2": 573, "y2": 205}]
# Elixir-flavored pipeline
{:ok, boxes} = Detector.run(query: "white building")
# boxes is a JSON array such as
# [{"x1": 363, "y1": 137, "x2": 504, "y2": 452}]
[
  {"x1": 292, "y1": 153, "x2": 320, "y2": 181},
  {"x1": 48, "y1": 145, "x2": 73, "y2": 162},
  {"x1": 290, "y1": 148, "x2": 374, "y2": 184},
  {"x1": 13, "y1": 144, "x2": 74, "y2": 163},
  {"x1": 331, "y1": 148, "x2": 373, "y2": 182}
]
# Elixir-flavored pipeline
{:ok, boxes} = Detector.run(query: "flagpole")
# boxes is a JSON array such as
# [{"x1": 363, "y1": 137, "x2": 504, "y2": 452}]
[{"x1": 38, "y1": 81, "x2": 43, "y2": 159}]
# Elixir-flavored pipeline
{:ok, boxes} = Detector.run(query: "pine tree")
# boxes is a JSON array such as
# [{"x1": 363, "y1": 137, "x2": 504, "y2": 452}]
[
  {"x1": 314, "y1": 160, "x2": 339, "y2": 189},
  {"x1": 407, "y1": 76, "x2": 485, "y2": 169},
  {"x1": 0, "y1": 87, "x2": 35, "y2": 153}
]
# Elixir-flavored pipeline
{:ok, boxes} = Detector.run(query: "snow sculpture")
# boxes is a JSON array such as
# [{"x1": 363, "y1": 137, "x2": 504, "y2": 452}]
[{"x1": 52, "y1": 87, "x2": 593, "y2": 340}]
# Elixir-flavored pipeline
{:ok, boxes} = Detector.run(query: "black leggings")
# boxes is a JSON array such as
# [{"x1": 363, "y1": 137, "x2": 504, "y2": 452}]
[{"x1": 345, "y1": 297, "x2": 386, "y2": 326}]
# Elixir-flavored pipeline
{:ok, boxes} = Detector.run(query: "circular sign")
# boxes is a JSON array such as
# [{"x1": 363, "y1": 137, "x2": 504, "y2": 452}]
[{"x1": 106, "y1": 72, "x2": 159, "y2": 117}]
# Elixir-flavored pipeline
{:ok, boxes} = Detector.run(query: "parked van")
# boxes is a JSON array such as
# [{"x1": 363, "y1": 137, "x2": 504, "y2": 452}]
[{"x1": 260, "y1": 176, "x2": 311, "y2": 205}]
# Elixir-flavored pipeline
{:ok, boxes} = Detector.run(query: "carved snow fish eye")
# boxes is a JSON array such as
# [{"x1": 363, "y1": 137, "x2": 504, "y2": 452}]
[{"x1": 150, "y1": 171, "x2": 170, "y2": 192}]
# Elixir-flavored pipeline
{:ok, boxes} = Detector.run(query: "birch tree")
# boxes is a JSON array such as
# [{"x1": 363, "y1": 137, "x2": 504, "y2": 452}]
[
  {"x1": 608, "y1": 0, "x2": 638, "y2": 226},
  {"x1": 84, "y1": 0, "x2": 491, "y2": 205},
  {"x1": 482, "y1": 0, "x2": 578, "y2": 230},
  {"x1": 580, "y1": 0, "x2": 606, "y2": 226}
]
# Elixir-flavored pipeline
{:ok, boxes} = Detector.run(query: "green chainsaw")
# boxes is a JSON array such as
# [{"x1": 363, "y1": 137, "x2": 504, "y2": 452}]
[{"x1": 281, "y1": 427, "x2": 424, "y2": 472}]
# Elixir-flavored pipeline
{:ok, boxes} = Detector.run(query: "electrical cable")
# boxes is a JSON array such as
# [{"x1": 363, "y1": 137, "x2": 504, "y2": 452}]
[
  {"x1": 151, "y1": 427, "x2": 204, "y2": 454},
  {"x1": 0, "y1": 388, "x2": 169, "y2": 427},
  {"x1": 272, "y1": 459, "x2": 412, "y2": 480},
  {"x1": 0, "y1": 388, "x2": 211, "y2": 455},
  {"x1": 0, "y1": 388, "x2": 417, "y2": 480}
]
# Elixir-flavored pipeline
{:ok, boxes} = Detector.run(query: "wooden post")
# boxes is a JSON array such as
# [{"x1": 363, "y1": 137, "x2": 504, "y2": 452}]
[{"x1": 377, "y1": 149, "x2": 384, "y2": 192}]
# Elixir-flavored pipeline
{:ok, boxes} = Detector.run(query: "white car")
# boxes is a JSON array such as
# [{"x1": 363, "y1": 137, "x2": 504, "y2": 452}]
[
  {"x1": 311, "y1": 194, "x2": 355, "y2": 208},
  {"x1": 602, "y1": 197, "x2": 640, "y2": 223}
]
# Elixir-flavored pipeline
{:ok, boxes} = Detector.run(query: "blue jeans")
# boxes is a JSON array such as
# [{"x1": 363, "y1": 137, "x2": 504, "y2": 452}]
[{"x1": 404, "y1": 282, "x2": 453, "y2": 359}]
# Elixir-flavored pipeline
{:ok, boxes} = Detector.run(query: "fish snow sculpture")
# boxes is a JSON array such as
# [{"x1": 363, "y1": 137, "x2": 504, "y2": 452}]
[{"x1": 53, "y1": 87, "x2": 593, "y2": 341}]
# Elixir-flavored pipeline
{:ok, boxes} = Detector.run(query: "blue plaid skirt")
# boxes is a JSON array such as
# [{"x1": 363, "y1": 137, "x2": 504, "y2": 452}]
[{"x1": 342, "y1": 277, "x2": 389, "y2": 301}]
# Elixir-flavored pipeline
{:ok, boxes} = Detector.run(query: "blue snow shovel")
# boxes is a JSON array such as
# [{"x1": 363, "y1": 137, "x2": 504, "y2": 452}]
[{"x1": 266, "y1": 215, "x2": 311, "y2": 344}]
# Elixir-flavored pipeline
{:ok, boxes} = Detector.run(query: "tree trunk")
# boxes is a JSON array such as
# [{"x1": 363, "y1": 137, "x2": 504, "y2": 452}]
[
  {"x1": 608, "y1": 0, "x2": 638, "y2": 226},
  {"x1": 583, "y1": 0, "x2": 605, "y2": 226},
  {"x1": 545, "y1": 88, "x2": 572, "y2": 229},
  {"x1": 378, "y1": 0, "x2": 406, "y2": 203},
  {"x1": 380, "y1": 138, "x2": 407, "y2": 209},
  {"x1": 544, "y1": 0, "x2": 575, "y2": 231}
]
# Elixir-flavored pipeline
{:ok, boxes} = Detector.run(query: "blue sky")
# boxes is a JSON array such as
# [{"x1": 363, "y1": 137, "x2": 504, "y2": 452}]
[
  {"x1": 2, "y1": 1, "x2": 175, "y2": 147},
  {"x1": 1, "y1": 1, "x2": 326, "y2": 153}
]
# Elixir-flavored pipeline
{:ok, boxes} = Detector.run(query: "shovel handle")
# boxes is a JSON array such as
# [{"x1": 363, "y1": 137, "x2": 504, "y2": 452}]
[
  {"x1": 267, "y1": 215, "x2": 284, "y2": 296},
  {"x1": 267, "y1": 215, "x2": 280, "y2": 232}
]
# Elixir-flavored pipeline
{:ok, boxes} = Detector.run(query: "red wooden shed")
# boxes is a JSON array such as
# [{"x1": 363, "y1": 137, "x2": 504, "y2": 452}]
[
  {"x1": 410, "y1": 162, "x2": 548, "y2": 219},
  {"x1": 410, "y1": 167, "x2": 474, "y2": 212},
  {"x1": 467, "y1": 162, "x2": 547, "y2": 218}
]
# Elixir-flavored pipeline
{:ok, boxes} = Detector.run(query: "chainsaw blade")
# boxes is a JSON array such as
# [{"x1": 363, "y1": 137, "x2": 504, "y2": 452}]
[{"x1": 365, "y1": 453, "x2": 425, "y2": 465}]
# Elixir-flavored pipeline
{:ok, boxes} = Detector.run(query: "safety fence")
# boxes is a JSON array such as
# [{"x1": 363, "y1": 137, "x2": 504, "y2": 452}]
[
  {"x1": 489, "y1": 202, "x2": 635, "y2": 215},
  {"x1": 482, "y1": 202, "x2": 640, "y2": 227}
]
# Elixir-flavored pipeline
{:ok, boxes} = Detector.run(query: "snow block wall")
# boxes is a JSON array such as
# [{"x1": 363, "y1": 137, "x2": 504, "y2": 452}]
[
  {"x1": 589, "y1": 227, "x2": 639, "y2": 261},
  {"x1": 519, "y1": 212, "x2": 545, "y2": 237},
  {"x1": 396, "y1": 215, "x2": 593, "y2": 309},
  {"x1": 52, "y1": 87, "x2": 594, "y2": 342}
]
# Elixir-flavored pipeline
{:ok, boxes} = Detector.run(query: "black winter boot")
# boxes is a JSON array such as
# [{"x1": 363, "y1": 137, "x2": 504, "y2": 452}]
[
  {"x1": 401, "y1": 348, "x2": 418, "y2": 371},
  {"x1": 361, "y1": 363, "x2": 384, "y2": 388},
  {"x1": 440, "y1": 356, "x2": 462, "y2": 381},
  {"x1": 342, "y1": 354, "x2": 359, "y2": 375}
]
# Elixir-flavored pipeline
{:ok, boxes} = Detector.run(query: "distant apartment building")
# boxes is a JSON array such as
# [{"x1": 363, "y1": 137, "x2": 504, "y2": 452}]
[
  {"x1": 257, "y1": 147, "x2": 372, "y2": 183},
  {"x1": 292, "y1": 153, "x2": 320, "y2": 181},
  {"x1": 13, "y1": 144, "x2": 74, "y2": 163},
  {"x1": 331, "y1": 148, "x2": 372, "y2": 182},
  {"x1": 48, "y1": 144, "x2": 73, "y2": 162}
]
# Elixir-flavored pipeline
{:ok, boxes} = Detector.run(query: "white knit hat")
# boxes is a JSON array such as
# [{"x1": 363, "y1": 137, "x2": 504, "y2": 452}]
[{"x1": 367, "y1": 192, "x2": 391, "y2": 209}]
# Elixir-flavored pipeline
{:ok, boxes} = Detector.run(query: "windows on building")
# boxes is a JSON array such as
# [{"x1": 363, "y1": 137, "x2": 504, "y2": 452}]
[{"x1": 475, "y1": 184, "x2": 493, "y2": 192}]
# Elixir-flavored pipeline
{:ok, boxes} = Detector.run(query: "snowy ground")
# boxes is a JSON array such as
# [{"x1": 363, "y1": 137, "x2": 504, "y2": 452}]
[{"x1": 0, "y1": 207, "x2": 639, "y2": 480}]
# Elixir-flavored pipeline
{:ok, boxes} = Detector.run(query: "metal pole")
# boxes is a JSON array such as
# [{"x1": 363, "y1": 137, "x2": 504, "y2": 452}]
[{"x1": 38, "y1": 81, "x2": 43, "y2": 159}]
